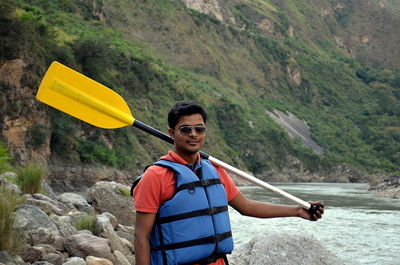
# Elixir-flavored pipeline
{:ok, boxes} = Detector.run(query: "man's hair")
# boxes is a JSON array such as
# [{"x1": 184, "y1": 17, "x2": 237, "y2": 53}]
[{"x1": 168, "y1": 101, "x2": 207, "y2": 129}]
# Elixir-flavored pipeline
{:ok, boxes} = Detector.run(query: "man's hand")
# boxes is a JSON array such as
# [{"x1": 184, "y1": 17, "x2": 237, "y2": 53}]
[{"x1": 298, "y1": 201, "x2": 324, "y2": 221}]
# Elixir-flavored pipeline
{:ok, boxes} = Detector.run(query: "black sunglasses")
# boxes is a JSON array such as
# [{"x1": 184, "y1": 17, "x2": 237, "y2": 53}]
[{"x1": 178, "y1": 125, "x2": 207, "y2": 135}]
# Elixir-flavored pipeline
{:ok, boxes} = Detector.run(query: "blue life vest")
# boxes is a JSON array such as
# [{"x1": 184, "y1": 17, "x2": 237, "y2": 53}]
[{"x1": 150, "y1": 158, "x2": 234, "y2": 265}]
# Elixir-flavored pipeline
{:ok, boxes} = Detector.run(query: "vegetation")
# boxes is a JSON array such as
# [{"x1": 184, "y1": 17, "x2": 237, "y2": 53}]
[
  {"x1": 1, "y1": 0, "x2": 399, "y2": 181},
  {"x1": 0, "y1": 187, "x2": 25, "y2": 254},
  {"x1": 0, "y1": 142, "x2": 11, "y2": 174},
  {"x1": 73, "y1": 214, "x2": 98, "y2": 234},
  {"x1": 16, "y1": 163, "x2": 46, "y2": 194},
  {"x1": 117, "y1": 187, "x2": 131, "y2": 197}
]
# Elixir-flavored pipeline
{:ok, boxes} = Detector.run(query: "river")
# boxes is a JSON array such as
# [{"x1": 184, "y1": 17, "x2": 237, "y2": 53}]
[{"x1": 229, "y1": 183, "x2": 400, "y2": 265}]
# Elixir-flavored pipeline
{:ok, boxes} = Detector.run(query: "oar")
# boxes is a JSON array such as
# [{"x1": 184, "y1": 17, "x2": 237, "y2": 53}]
[{"x1": 36, "y1": 61, "x2": 318, "y2": 213}]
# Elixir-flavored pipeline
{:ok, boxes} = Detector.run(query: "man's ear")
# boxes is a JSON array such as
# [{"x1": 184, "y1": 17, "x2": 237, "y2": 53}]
[{"x1": 168, "y1": 128, "x2": 175, "y2": 139}]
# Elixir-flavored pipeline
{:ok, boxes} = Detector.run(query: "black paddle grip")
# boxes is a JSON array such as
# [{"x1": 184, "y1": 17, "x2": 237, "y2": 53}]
[{"x1": 308, "y1": 204, "x2": 320, "y2": 215}]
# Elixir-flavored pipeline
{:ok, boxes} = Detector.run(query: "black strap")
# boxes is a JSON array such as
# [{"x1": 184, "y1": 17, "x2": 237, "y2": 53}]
[
  {"x1": 175, "y1": 178, "x2": 222, "y2": 193},
  {"x1": 181, "y1": 253, "x2": 229, "y2": 265},
  {"x1": 154, "y1": 231, "x2": 232, "y2": 251},
  {"x1": 156, "y1": 222, "x2": 168, "y2": 265},
  {"x1": 157, "y1": 205, "x2": 228, "y2": 224}
]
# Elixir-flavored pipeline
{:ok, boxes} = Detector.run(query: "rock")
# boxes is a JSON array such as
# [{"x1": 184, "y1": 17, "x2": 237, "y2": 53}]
[
  {"x1": 32, "y1": 262, "x2": 53, "y2": 265},
  {"x1": 20, "y1": 246, "x2": 45, "y2": 263},
  {"x1": 25, "y1": 194, "x2": 67, "y2": 216},
  {"x1": 0, "y1": 172, "x2": 22, "y2": 194},
  {"x1": 85, "y1": 256, "x2": 113, "y2": 265},
  {"x1": 41, "y1": 181, "x2": 56, "y2": 199},
  {"x1": 50, "y1": 214, "x2": 78, "y2": 238},
  {"x1": 228, "y1": 232, "x2": 344, "y2": 265},
  {"x1": 0, "y1": 251, "x2": 28, "y2": 265},
  {"x1": 34, "y1": 244, "x2": 57, "y2": 254},
  {"x1": 62, "y1": 257, "x2": 86, "y2": 265},
  {"x1": 42, "y1": 252, "x2": 64, "y2": 265},
  {"x1": 67, "y1": 209, "x2": 90, "y2": 224},
  {"x1": 115, "y1": 224, "x2": 135, "y2": 244},
  {"x1": 48, "y1": 160, "x2": 130, "y2": 192},
  {"x1": 113, "y1": 250, "x2": 131, "y2": 265},
  {"x1": 13, "y1": 204, "x2": 60, "y2": 245},
  {"x1": 63, "y1": 233, "x2": 114, "y2": 263},
  {"x1": 369, "y1": 175, "x2": 400, "y2": 199},
  {"x1": 87, "y1": 181, "x2": 135, "y2": 226},
  {"x1": 96, "y1": 213, "x2": 135, "y2": 263},
  {"x1": 98, "y1": 212, "x2": 118, "y2": 229},
  {"x1": 58, "y1": 193, "x2": 94, "y2": 214}
]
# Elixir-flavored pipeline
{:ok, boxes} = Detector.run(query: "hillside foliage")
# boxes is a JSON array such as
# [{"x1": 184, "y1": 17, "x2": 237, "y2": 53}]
[{"x1": 1, "y1": 0, "x2": 399, "y2": 181}]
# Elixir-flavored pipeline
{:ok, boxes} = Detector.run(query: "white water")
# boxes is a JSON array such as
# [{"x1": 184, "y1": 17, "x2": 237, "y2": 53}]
[{"x1": 229, "y1": 183, "x2": 400, "y2": 265}]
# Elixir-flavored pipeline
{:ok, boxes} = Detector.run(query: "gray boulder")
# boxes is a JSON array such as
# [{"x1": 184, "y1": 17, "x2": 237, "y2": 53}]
[
  {"x1": 86, "y1": 181, "x2": 135, "y2": 226},
  {"x1": 96, "y1": 213, "x2": 134, "y2": 263},
  {"x1": 58, "y1": 193, "x2": 94, "y2": 214},
  {"x1": 113, "y1": 250, "x2": 132, "y2": 265},
  {"x1": 85, "y1": 256, "x2": 113, "y2": 265},
  {"x1": 50, "y1": 214, "x2": 78, "y2": 238},
  {"x1": 20, "y1": 246, "x2": 45, "y2": 263},
  {"x1": 0, "y1": 251, "x2": 28, "y2": 265},
  {"x1": 13, "y1": 204, "x2": 61, "y2": 245},
  {"x1": 32, "y1": 262, "x2": 53, "y2": 265},
  {"x1": 0, "y1": 172, "x2": 22, "y2": 194},
  {"x1": 62, "y1": 257, "x2": 86, "y2": 265},
  {"x1": 25, "y1": 193, "x2": 68, "y2": 216},
  {"x1": 42, "y1": 252, "x2": 64, "y2": 265},
  {"x1": 228, "y1": 232, "x2": 344, "y2": 265},
  {"x1": 63, "y1": 233, "x2": 114, "y2": 263}
]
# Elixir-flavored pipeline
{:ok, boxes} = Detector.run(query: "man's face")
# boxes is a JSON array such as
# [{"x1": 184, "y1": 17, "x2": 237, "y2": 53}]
[{"x1": 169, "y1": 113, "x2": 206, "y2": 155}]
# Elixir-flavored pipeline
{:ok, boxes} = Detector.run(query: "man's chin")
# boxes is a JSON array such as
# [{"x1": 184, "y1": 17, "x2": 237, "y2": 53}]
[{"x1": 182, "y1": 146, "x2": 201, "y2": 154}]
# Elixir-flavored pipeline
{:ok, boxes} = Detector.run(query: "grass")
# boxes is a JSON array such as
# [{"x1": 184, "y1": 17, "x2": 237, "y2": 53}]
[
  {"x1": 16, "y1": 163, "x2": 46, "y2": 194},
  {"x1": 73, "y1": 214, "x2": 98, "y2": 234},
  {"x1": 117, "y1": 187, "x2": 131, "y2": 197},
  {"x1": 0, "y1": 187, "x2": 25, "y2": 254},
  {"x1": 0, "y1": 142, "x2": 12, "y2": 174}
]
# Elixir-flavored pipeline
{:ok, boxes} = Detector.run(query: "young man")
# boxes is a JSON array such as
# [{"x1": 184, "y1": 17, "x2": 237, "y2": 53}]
[{"x1": 133, "y1": 101, "x2": 324, "y2": 265}]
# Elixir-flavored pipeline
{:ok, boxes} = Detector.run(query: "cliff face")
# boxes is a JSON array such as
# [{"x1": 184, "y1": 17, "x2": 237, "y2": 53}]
[{"x1": 0, "y1": 59, "x2": 51, "y2": 165}]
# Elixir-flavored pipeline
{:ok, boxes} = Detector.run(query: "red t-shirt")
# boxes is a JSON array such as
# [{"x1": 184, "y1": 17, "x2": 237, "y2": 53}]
[{"x1": 133, "y1": 150, "x2": 240, "y2": 265}]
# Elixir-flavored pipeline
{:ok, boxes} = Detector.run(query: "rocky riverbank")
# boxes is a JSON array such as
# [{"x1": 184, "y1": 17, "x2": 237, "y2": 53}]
[
  {"x1": 1, "y1": 173, "x2": 343, "y2": 265},
  {"x1": 368, "y1": 174, "x2": 400, "y2": 199}
]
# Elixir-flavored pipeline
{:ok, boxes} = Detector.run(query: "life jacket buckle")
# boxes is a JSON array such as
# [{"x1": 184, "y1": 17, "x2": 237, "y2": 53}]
[
  {"x1": 188, "y1": 183, "x2": 196, "y2": 194},
  {"x1": 208, "y1": 207, "x2": 217, "y2": 215},
  {"x1": 201, "y1": 179, "x2": 210, "y2": 186}
]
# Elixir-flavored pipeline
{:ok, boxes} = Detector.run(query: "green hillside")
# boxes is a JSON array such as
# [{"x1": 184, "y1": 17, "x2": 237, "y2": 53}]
[{"x1": 1, "y1": 0, "x2": 399, "y2": 184}]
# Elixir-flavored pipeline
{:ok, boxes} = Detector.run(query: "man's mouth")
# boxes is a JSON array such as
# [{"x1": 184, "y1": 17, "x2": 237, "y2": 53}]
[{"x1": 186, "y1": 140, "x2": 200, "y2": 145}]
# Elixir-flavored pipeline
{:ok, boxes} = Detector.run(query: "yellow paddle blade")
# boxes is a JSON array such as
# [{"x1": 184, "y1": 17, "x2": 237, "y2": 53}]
[{"x1": 36, "y1": 61, "x2": 134, "y2": 129}]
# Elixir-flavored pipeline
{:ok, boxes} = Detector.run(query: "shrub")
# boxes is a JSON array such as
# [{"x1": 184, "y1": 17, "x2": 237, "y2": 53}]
[
  {"x1": 0, "y1": 142, "x2": 12, "y2": 174},
  {"x1": 26, "y1": 124, "x2": 48, "y2": 149},
  {"x1": 73, "y1": 214, "x2": 98, "y2": 234},
  {"x1": 117, "y1": 187, "x2": 130, "y2": 197},
  {"x1": 0, "y1": 187, "x2": 25, "y2": 253},
  {"x1": 16, "y1": 163, "x2": 46, "y2": 194}
]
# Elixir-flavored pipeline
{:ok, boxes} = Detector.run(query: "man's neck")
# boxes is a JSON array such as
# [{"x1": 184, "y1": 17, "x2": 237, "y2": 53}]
[{"x1": 175, "y1": 150, "x2": 198, "y2": 165}]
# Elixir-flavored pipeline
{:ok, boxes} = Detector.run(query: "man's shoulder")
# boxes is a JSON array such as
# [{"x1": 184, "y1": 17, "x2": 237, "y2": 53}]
[{"x1": 142, "y1": 161, "x2": 178, "y2": 181}]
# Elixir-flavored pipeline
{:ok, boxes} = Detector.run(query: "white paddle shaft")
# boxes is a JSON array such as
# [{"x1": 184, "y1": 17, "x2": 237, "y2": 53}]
[{"x1": 208, "y1": 155, "x2": 311, "y2": 209}]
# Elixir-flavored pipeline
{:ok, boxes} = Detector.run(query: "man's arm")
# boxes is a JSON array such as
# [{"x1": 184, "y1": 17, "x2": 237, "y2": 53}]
[
  {"x1": 228, "y1": 192, "x2": 324, "y2": 221},
  {"x1": 134, "y1": 212, "x2": 157, "y2": 265}
]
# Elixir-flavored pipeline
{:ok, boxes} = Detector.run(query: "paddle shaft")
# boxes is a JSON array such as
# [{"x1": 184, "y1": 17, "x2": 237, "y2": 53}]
[{"x1": 133, "y1": 120, "x2": 312, "y2": 210}]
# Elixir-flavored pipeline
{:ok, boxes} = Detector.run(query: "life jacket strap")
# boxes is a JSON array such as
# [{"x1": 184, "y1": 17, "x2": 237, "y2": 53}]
[
  {"x1": 180, "y1": 253, "x2": 229, "y2": 265},
  {"x1": 153, "y1": 231, "x2": 232, "y2": 251},
  {"x1": 175, "y1": 178, "x2": 222, "y2": 193},
  {"x1": 157, "y1": 205, "x2": 228, "y2": 224}
]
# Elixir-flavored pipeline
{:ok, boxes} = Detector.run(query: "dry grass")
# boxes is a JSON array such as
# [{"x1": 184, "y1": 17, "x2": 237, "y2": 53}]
[{"x1": 0, "y1": 187, "x2": 25, "y2": 253}]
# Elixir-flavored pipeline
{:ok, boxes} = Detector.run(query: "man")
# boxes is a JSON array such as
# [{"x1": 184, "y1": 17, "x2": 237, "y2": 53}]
[{"x1": 133, "y1": 101, "x2": 324, "y2": 265}]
